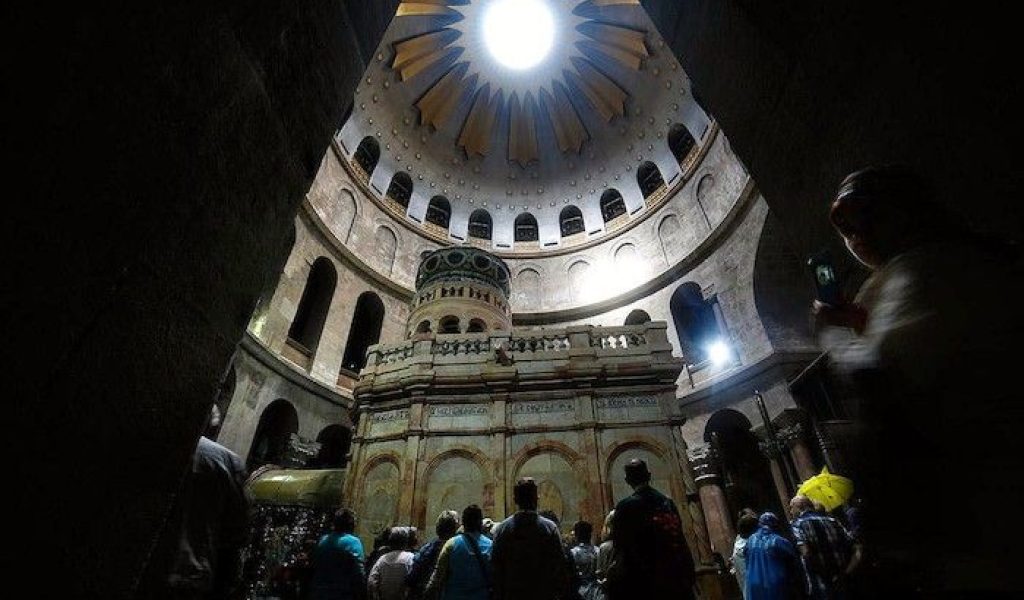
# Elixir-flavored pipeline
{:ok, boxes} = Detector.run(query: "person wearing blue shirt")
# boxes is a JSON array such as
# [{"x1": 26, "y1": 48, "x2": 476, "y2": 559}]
[
  {"x1": 310, "y1": 508, "x2": 366, "y2": 600},
  {"x1": 426, "y1": 504, "x2": 493, "y2": 600}
]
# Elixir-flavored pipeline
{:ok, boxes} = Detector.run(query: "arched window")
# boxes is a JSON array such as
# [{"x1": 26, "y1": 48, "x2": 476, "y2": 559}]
[
  {"x1": 415, "y1": 320, "x2": 432, "y2": 334},
  {"x1": 247, "y1": 399, "x2": 299, "y2": 470},
  {"x1": 637, "y1": 161, "x2": 665, "y2": 198},
  {"x1": 624, "y1": 309, "x2": 651, "y2": 326},
  {"x1": 559, "y1": 205, "x2": 585, "y2": 237},
  {"x1": 600, "y1": 189, "x2": 627, "y2": 223},
  {"x1": 668, "y1": 123, "x2": 696, "y2": 164},
  {"x1": 313, "y1": 424, "x2": 352, "y2": 469},
  {"x1": 341, "y1": 292, "x2": 385, "y2": 372},
  {"x1": 287, "y1": 257, "x2": 337, "y2": 354},
  {"x1": 385, "y1": 171, "x2": 413, "y2": 208},
  {"x1": 439, "y1": 315, "x2": 460, "y2": 334},
  {"x1": 354, "y1": 137, "x2": 380, "y2": 177},
  {"x1": 468, "y1": 209, "x2": 492, "y2": 240},
  {"x1": 467, "y1": 318, "x2": 486, "y2": 333},
  {"x1": 514, "y1": 213, "x2": 539, "y2": 242},
  {"x1": 669, "y1": 282, "x2": 723, "y2": 364},
  {"x1": 425, "y1": 196, "x2": 451, "y2": 229}
]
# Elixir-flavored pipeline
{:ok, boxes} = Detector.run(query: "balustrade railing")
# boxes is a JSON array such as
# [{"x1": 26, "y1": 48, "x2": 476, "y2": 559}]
[
  {"x1": 508, "y1": 333, "x2": 570, "y2": 353},
  {"x1": 368, "y1": 323, "x2": 666, "y2": 368},
  {"x1": 589, "y1": 327, "x2": 648, "y2": 349}
]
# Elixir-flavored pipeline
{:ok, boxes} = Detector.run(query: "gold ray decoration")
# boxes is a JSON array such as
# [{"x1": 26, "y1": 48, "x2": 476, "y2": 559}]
[
  {"x1": 540, "y1": 84, "x2": 589, "y2": 154},
  {"x1": 390, "y1": 1, "x2": 646, "y2": 163},
  {"x1": 392, "y1": 30, "x2": 462, "y2": 81},
  {"x1": 397, "y1": 2, "x2": 461, "y2": 18},
  {"x1": 417, "y1": 64, "x2": 473, "y2": 130},
  {"x1": 570, "y1": 58, "x2": 628, "y2": 122},
  {"x1": 580, "y1": 40, "x2": 643, "y2": 70},
  {"x1": 508, "y1": 93, "x2": 539, "y2": 166},
  {"x1": 459, "y1": 84, "x2": 503, "y2": 157},
  {"x1": 578, "y1": 23, "x2": 648, "y2": 69}
]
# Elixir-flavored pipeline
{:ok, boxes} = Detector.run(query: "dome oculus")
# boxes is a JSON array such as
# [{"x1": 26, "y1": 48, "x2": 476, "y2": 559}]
[{"x1": 483, "y1": 0, "x2": 555, "y2": 70}]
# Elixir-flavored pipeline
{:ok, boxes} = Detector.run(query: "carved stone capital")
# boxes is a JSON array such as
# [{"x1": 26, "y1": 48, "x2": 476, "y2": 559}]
[
  {"x1": 776, "y1": 422, "x2": 805, "y2": 446},
  {"x1": 687, "y1": 444, "x2": 722, "y2": 487}
]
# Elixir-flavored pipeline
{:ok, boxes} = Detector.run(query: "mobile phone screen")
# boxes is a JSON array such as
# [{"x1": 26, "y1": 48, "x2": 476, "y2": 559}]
[{"x1": 807, "y1": 251, "x2": 841, "y2": 305}]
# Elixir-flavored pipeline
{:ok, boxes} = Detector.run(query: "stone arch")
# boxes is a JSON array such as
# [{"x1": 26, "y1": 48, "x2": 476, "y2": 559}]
[
  {"x1": 385, "y1": 171, "x2": 413, "y2": 209},
  {"x1": 357, "y1": 453, "x2": 403, "y2": 544},
  {"x1": 624, "y1": 309, "x2": 651, "y2": 326},
  {"x1": 696, "y1": 173, "x2": 715, "y2": 206},
  {"x1": 467, "y1": 318, "x2": 487, "y2": 333},
  {"x1": 438, "y1": 315, "x2": 460, "y2": 334},
  {"x1": 605, "y1": 439, "x2": 676, "y2": 506},
  {"x1": 514, "y1": 267, "x2": 541, "y2": 309},
  {"x1": 614, "y1": 242, "x2": 638, "y2": 267},
  {"x1": 341, "y1": 291, "x2": 385, "y2": 372},
  {"x1": 426, "y1": 195, "x2": 451, "y2": 230},
  {"x1": 658, "y1": 213, "x2": 683, "y2": 264},
  {"x1": 599, "y1": 189, "x2": 627, "y2": 223},
  {"x1": 287, "y1": 257, "x2": 337, "y2": 356},
  {"x1": 468, "y1": 209, "x2": 493, "y2": 240},
  {"x1": 669, "y1": 282, "x2": 723, "y2": 364},
  {"x1": 354, "y1": 136, "x2": 380, "y2": 177},
  {"x1": 313, "y1": 424, "x2": 351, "y2": 468},
  {"x1": 374, "y1": 225, "x2": 398, "y2": 275},
  {"x1": 335, "y1": 188, "x2": 358, "y2": 243},
  {"x1": 704, "y1": 409, "x2": 780, "y2": 515},
  {"x1": 247, "y1": 398, "x2": 299, "y2": 470},
  {"x1": 668, "y1": 123, "x2": 696, "y2": 165},
  {"x1": 567, "y1": 260, "x2": 591, "y2": 297},
  {"x1": 514, "y1": 213, "x2": 538, "y2": 242},
  {"x1": 419, "y1": 447, "x2": 494, "y2": 529},
  {"x1": 512, "y1": 442, "x2": 587, "y2": 526},
  {"x1": 559, "y1": 205, "x2": 585, "y2": 237},
  {"x1": 637, "y1": 161, "x2": 665, "y2": 199}
]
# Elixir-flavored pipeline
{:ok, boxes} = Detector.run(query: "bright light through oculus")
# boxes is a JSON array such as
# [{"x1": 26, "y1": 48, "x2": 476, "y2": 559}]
[
  {"x1": 483, "y1": 0, "x2": 555, "y2": 70},
  {"x1": 707, "y1": 340, "x2": 732, "y2": 366}
]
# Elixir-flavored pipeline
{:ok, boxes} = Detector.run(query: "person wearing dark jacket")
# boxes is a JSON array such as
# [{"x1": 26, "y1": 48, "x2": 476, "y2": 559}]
[
  {"x1": 490, "y1": 478, "x2": 569, "y2": 600},
  {"x1": 608, "y1": 459, "x2": 696, "y2": 600}
]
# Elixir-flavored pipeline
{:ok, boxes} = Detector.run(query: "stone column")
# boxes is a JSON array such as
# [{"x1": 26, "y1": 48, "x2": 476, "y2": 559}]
[
  {"x1": 758, "y1": 440, "x2": 794, "y2": 510},
  {"x1": 688, "y1": 444, "x2": 735, "y2": 557},
  {"x1": 778, "y1": 423, "x2": 817, "y2": 482}
]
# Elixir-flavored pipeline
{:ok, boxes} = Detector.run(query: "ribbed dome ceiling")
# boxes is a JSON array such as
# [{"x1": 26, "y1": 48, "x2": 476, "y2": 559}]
[
  {"x1": 395, "y1": 0, "x2": 648, "y2": 165},
  {"x1": 338, "y1": 0, "x2": 713, "y2": 253}
]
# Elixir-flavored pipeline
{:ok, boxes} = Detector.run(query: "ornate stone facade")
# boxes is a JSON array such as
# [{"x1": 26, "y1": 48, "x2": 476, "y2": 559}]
[{"x1": 346, "y1": 248, "x2": 713, "y2": 565}]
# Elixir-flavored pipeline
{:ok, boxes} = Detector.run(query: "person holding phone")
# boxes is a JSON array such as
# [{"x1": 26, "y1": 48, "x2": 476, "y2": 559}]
[{"x1": 811, "y1": 165, "x2": 1021, "y2": 594}]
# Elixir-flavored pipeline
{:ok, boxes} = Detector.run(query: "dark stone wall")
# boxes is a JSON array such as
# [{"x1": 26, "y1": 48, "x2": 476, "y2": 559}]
[
  {"x1": 641, "y1": 0, "x2": 1021, "y2": 258},
  {"x1": 8, "y1": 1, "x2": 396, "y2": 596}
]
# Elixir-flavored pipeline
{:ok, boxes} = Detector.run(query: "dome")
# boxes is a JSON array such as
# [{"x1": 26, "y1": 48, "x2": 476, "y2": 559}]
[
  {"x1": 415, "y1": 246, "x2": 512, "y2": 297},
  {"x1": 337, "y1": 0, "x2": 713, "y2": 255}
]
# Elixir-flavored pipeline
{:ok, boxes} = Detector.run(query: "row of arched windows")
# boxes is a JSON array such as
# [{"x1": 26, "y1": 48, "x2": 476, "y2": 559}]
[
  {"x1": 352, "y1": 123, "x2": 697, "y2": 244},
  {"x1": 286, "y1": 257, "x2": 386, "y2": 375},
  {"x1": 247, "y1": 398, "x2": 353, "y2": 471}
]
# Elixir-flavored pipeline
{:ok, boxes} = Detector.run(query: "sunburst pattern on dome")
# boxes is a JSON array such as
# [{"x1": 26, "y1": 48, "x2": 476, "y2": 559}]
[{"x1": 392, "y1": 0, "x2": 647, "y2": 166}]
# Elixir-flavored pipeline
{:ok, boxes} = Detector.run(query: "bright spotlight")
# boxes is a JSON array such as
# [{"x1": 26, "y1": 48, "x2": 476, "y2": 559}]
[
  {"x1": 707, "y1": 340, "x2": 732, "y2": 366},
  {"x1": 483, "y1": 0, "x2": 555, "y2": 70}
]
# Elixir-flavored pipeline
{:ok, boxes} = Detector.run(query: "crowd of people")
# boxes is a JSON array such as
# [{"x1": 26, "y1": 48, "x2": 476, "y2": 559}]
[
  {"x1": 727, "y1": 496, "x2": 863, "y2": 600},
  {"x1": 307, "y1": 458, "x2": 696, "y2": 600}
]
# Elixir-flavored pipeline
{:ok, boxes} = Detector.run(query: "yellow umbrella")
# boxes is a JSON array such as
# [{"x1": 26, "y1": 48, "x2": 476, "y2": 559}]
[{"x1": 797, "y1": 467, "x2": 854, "y2": 511}]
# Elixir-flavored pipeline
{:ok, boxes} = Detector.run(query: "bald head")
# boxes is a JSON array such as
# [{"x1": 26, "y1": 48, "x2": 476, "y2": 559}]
[{"x1": 789, "y1": 495, "x2": 814, "y2": 518}]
